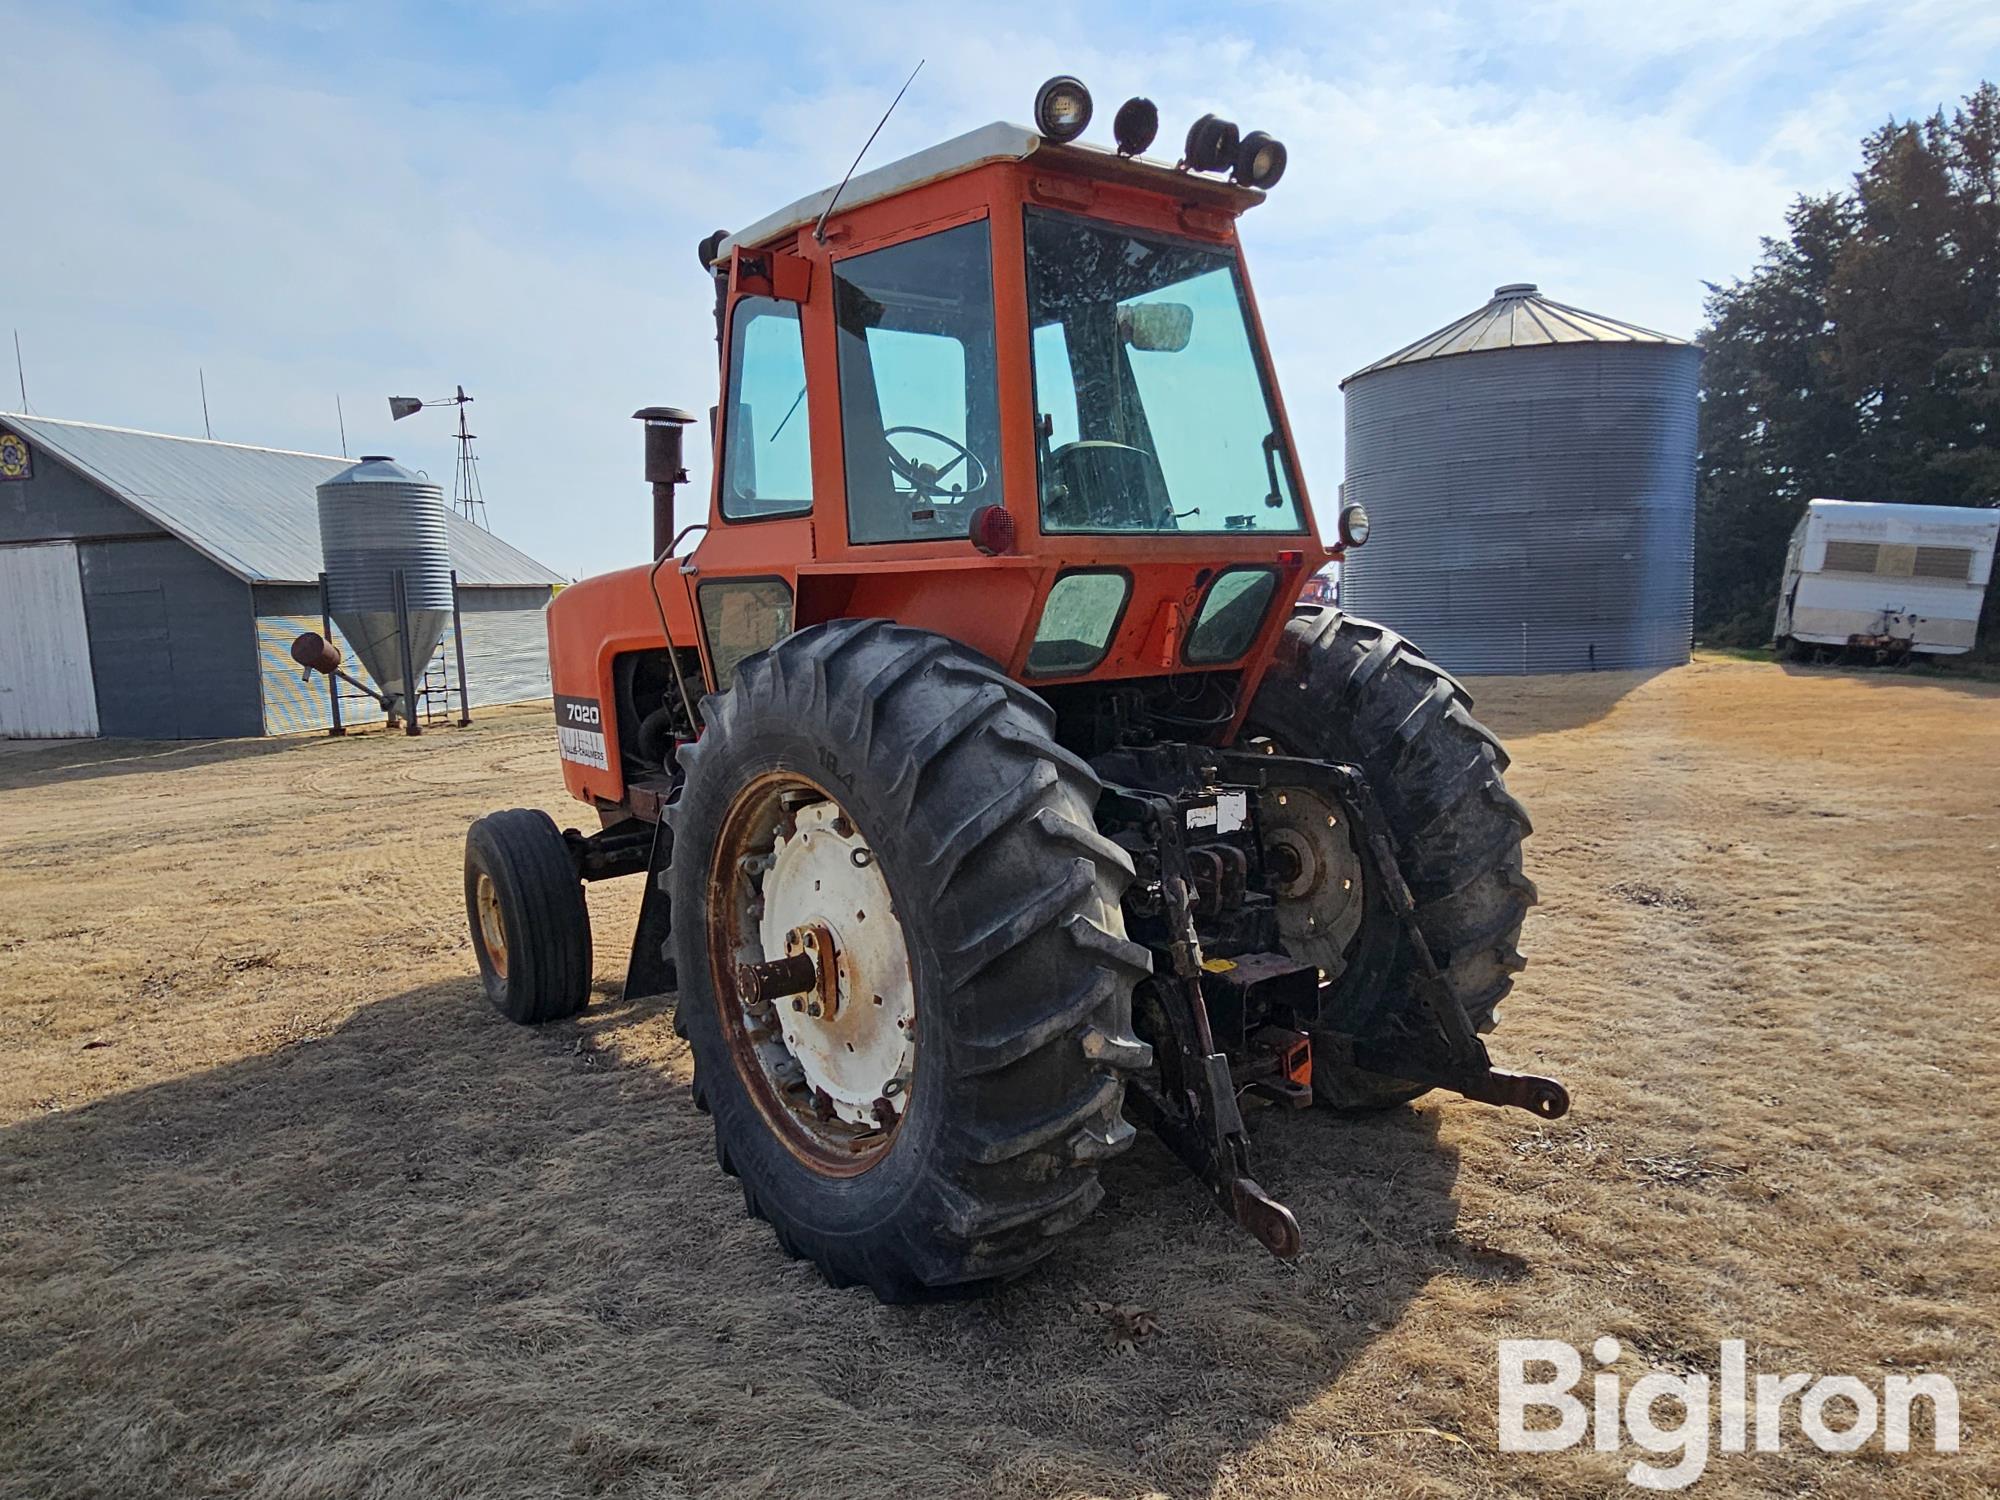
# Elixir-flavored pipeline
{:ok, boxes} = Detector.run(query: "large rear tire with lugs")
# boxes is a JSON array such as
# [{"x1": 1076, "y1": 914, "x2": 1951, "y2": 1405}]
[
  {"x1": 1247, "y1": 607, "x2": 1535, "y2": 1109},
  {"x1": 669, "y1": 619, "x2": 1152, "y2": 1301}
]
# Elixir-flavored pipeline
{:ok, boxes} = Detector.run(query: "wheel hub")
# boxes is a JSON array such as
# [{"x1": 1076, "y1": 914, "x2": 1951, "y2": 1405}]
[
  {"x1": 474, "y1": 871, "x2": 509, "y2": 979},
  {"x1": 750, "y1": 800, "x2": 915, "y2": 1128},
  {"x1": 1261, "y1": 784, "x2": 1366, "y2": 974}
]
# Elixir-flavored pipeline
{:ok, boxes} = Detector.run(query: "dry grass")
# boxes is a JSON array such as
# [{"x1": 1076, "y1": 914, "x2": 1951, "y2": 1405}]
[{"x1": 1, "y1": 654, "x2": 1995, "y2": 1498}]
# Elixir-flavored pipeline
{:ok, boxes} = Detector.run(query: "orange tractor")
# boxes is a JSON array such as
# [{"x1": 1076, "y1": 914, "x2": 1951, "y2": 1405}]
[{"x1": 465, "y1": 79, "x2": 1563, "y2": 1300}]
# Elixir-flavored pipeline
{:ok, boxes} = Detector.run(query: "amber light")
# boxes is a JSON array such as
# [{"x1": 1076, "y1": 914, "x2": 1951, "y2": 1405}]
[{"x1": 969, "y1": 504, "x2": 1016, "y2": 555}]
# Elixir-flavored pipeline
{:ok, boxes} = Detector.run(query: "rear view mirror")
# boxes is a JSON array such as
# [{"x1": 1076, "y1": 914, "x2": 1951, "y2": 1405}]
[{"x1": 1119, "y1": 302, "x2": 1194, "y2": 352}]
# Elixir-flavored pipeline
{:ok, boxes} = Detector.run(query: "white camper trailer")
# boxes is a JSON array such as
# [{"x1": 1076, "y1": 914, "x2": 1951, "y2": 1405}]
[{"x1": 1774, "y1": 499, "x2": 1998, "y2": 658}]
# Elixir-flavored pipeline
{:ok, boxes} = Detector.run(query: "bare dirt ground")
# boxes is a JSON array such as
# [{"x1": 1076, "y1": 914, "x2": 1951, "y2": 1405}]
[{"x1": 2, "y1": 654, "x2": 1994, "y2": 1499}]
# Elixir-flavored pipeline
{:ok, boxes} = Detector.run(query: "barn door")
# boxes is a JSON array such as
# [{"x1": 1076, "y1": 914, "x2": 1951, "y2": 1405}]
[{"x1": 0, "y1": 543, "x2": 100, "y2": 738}]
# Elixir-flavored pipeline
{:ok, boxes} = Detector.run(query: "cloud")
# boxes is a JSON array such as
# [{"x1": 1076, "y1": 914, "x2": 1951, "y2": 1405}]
[{"x1": 2, "y1": 0, "x2": 1993, "y2": 578}]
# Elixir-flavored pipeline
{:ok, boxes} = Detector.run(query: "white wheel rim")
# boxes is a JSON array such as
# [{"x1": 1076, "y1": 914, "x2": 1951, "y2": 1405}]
[
  {"x1": 709, "y1": 774, "x2": 918, "y2": 1173},
  {"x1": 754, "y1": 800, "x2": 916, "y2": 1126}
]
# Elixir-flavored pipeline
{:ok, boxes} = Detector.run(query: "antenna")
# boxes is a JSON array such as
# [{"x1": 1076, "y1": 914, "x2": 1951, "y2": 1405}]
[
  {"x1": 814, "y1": 58, "x2": 924, "y2": 244},
  {"x1": 200, "y1": 369, "x2": 213, "y2": 439},
  {"x1": 12, "y1": 330, "x2": 25, "y2": 412},
  {"x1": 336, "y1": 394, "x2": 349, "y2": 457}
]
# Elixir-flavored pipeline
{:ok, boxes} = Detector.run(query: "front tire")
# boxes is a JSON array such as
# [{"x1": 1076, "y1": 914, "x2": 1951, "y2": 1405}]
[
  {"x1": 464, "y1": 808, "x2": 593, "y2": 1024},
  {"x1": 1248, "y1": 607, "x2": 1534, "y2": 1108},
  {"x1": 670, "y1": 620, "x2": 1151, "y2": 1301}
]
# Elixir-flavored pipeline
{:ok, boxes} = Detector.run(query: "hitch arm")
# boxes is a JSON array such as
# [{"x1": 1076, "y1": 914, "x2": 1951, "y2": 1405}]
[{"x1": 1109, "y1": 787, "x2": 1303, "y2": 1260}]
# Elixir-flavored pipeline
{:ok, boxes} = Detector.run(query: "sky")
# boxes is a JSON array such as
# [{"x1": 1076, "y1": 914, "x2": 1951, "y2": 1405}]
[{"x1": 3, "y1": 0, "x2": 1996, "y2": 579}]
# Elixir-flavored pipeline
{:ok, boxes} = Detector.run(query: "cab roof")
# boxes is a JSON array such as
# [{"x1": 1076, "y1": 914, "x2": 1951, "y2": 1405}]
[{"x1": 712, "y1": 121, "x2": 1264, "y2": 265}]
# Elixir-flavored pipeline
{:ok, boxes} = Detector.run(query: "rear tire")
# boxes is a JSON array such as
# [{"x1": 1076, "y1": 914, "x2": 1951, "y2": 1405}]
[
  {"x1": 1248, "y1": 607, "x2": 1533, "y2": 1109},
  {"x1": 670, "y1": 620, "x2": 1151, "y2": 1301},
  {"x1": 465, "y1": 808, "x2": 593, "y2": 1024}
]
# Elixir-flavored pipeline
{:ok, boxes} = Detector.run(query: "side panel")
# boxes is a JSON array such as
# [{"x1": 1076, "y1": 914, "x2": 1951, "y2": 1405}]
[
  {"x1": 456, "y1": 589, "x2": 556, "y2": 709},
  {"x1": 254, "y1": 583, "x2": 556, "y2": 733},
  {"x1": 546, "y1": 563, "x2": 697, "y2": 805},
  {"x1": 78, "y1": 537, "x2": 262, "y2": 739},
  {"x1": 1790, "y1": 572, "x2": 1983, "y2": 652},
  {"x1": 0, "y1": 542, "x2": 99, "y2": 738}
]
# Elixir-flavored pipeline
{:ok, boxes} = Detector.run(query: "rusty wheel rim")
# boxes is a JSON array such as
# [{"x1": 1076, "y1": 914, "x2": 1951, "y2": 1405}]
[
  {"x1": 1252, "y1": 737, "x2": 1366, "y2": 977},
  {"x1": 708, "y1": 772, "x2": 916, "y2": 1176},
  {"x1": 475, "y1": 871, "x2": 509, "y2": 980}
]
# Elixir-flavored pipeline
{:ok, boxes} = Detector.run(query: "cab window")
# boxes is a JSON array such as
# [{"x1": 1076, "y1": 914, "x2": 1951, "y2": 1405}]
[
  {"x1": 721, "y1": 297, "x2": 813, "y2": 521},
  {"x1": 1186, "y1": 567, "x2": 1279, "y2": 664},
  {"x1": 833, "y1": 220, "x2": 1003, "y2": 544},
  {"x1": 1027, "y1": 571, "x2": 1130, "y2": 676}
]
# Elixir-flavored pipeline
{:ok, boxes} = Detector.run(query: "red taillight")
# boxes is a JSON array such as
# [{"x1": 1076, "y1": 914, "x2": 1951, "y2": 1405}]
[
  {"x1": 969, "y1": 504, "x2": 1015, "y2": 556},
  {"x1": 1277, "y1": 549, "x2": 1304, "y2": 566}
]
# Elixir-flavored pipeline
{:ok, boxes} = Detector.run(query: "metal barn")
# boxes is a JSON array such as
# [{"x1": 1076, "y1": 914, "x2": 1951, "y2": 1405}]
[
  {"x1": 0, "y1": 415, "x2": 565, "y2": 739},
  {"x1": 1339, "y1": 284, "x2": 1701, "y2": 675}
]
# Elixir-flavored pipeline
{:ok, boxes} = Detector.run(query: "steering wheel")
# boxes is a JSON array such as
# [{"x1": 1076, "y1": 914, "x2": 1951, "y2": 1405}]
[{"x1": 882, "y1": 425, "x2": 990, "y2": 503}]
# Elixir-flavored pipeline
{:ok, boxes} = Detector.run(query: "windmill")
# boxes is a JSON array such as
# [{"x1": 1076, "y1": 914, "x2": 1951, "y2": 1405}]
[{"x1": 388, "y1": 386, "x2": 489, "y2": 529}]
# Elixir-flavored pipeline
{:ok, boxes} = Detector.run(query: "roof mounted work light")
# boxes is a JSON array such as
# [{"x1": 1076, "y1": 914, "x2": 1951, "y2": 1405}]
[
  {"x1": 1033, "y1": 76, "x2": 1093, "y2": 142},
  {"x1": 1112, "y1": 96, "x2": 1159, "y2": 156},
  {"x1": 1233, "y1": 130, "x2": 1287, "y2": 189},
  {"x1": 1182, "y1": 113, "x2": 1240, "y2": 174}
]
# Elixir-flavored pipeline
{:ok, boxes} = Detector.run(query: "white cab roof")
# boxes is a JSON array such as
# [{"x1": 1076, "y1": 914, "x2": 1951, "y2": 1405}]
[{"x1": 712, "y1": 121, "x2": 1260, "y2": 264}]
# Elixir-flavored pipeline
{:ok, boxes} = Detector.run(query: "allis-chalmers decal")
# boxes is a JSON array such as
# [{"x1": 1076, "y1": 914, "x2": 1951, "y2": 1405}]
[{"x1": 555, "y1": 694, "x2": 609, "y2": 770}]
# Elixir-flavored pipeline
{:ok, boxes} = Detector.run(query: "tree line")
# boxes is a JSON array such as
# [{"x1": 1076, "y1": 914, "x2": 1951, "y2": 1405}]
[{"x1": 1696, "y1": 82, "x2": 1999, "y2": 645}]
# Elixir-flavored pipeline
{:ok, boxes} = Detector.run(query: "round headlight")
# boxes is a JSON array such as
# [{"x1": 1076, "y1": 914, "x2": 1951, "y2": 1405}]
[
  {"x1": 1183, "y1": 113, "x2": 1240, "y2": 174},
  {"x1": 1339, "y1": 502, "x2": 1371, "y2": 547},
  {"x1": 1233, "y1": 130, "x2": 1287, "y2": 190},
  {"x1": 1034, "y1": 76, "x2": 1093, "y2": 142},
  {"x1": 1112, "y1": 96, "x2": 1159, "y2": 157}
]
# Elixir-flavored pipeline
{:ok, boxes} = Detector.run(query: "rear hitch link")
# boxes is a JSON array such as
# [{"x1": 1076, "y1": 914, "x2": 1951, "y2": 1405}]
[{"x1": 1111, "y1": 788, "x2": 1304, "y2": 1260}]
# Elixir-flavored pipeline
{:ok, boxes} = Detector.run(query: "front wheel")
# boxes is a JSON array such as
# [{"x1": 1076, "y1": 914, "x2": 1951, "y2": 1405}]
[
  {"x1": 464, "y1": 808, "x2": 593, "y2": 1024},
  {"x1": 1248, "y1": 607, "x2": 1535, "y2": 1109},
  {"x1": 670, "y1": 620, "x2": 1151, "y2": 1301}
]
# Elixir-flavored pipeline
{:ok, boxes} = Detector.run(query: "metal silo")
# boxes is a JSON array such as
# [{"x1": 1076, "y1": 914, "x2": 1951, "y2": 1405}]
[
  {"x1": 315, "y1": 456, "x2": 454, "y2": 715},
  {"x1": 1339, "y1": 283, "x2": 1700, "y2": 674}
]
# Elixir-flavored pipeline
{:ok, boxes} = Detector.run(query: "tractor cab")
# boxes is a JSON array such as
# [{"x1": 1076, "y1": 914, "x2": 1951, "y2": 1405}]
[{"x1": 547, "y1": 98, "x2": 1372, "y2": 813}]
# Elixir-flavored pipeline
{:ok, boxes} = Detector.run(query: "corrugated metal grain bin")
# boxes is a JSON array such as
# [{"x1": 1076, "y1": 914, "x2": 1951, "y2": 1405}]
[
  {"x1": 1338, "y1": 284, "x2": 1701, "y2": 674},
  {"x1": 315, "y1": 456, "x2": 454, "y2": 714}
]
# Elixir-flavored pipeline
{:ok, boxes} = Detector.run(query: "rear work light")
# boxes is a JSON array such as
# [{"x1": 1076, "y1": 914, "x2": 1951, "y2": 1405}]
[
  {"x1": 1033, "y1": 77, "x2": 1093, "y2": 143},
  {"x1": 969, "y1": 504, "x2": 1016, "y2": 555}
]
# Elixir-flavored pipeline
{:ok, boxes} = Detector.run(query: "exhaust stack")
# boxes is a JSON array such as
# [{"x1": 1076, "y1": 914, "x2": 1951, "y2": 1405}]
[{"x1": 634, "y1": 407, "x2": 695, "y2": 557}]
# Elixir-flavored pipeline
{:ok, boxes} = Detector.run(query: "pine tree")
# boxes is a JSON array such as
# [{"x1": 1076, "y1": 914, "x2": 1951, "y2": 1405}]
[{"x1": 1696, "y1": 82, "x2": 1999, "y2": 644}]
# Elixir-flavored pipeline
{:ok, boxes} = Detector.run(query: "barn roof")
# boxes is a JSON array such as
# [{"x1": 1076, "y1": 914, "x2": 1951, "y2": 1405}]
[{"x1": 0, "y1": 413, "x2": 567, "y2": 588}]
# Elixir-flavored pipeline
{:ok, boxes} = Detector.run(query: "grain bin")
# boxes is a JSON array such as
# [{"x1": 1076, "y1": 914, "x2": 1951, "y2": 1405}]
[
  {"x1": 1339, "y1": 284, "x2": 1700, "y2": 674},
  {"x1": 315, "y1": 456, "x2": 454, "y2": 714}
]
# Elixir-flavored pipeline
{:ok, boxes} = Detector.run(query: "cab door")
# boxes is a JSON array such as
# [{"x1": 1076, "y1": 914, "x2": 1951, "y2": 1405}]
[{"x1": 687, "y1": 283, "x2": 817, "y2": 691}]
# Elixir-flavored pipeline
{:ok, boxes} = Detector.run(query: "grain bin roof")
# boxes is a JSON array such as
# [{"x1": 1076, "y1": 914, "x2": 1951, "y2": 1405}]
[
  {"x1": 1341, "y1": 283, "x2": 1693, "y2": 387},
  {"x1": 0, "y1": 414, "x2": 566, "y2": 587}
]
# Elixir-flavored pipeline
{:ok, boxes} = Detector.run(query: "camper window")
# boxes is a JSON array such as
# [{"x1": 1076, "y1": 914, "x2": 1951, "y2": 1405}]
[
  {"x1": 1914, "y1": 546, "x2": 1974, "y2": 581},
  {"x1": 1823, "y1": 540, "x2": 1880, "y2": 574}
]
